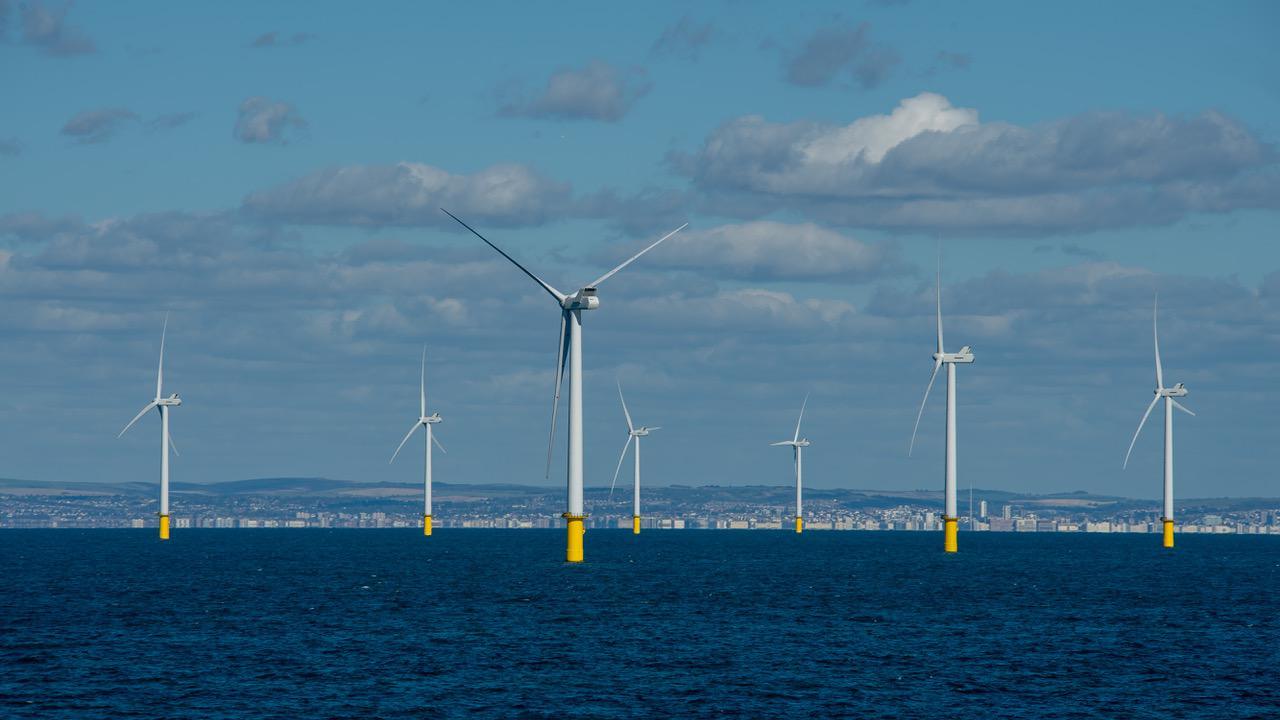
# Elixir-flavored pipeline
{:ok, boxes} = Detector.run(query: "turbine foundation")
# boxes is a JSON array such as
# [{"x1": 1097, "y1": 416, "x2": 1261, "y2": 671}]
[
  {"x1": 159, "y1": 514, "x2": 170, "y2": 541},
  {"x1": 632, "y1": 515, "x2": 641, "y2": 535},
  {"x1": 795, "y1": 516, "x2": 804, "y2": 534},
  {"x1": 564, "y1": 513, "x2": 585, "y2": 563},
  {"x1": 944, "y1": 516, "x2": 958, "y2": 553},
  {"x1": 423, "y1": 514, "x2": 433, "y2": 536},
  {"x1": 1162, "y1": 518, "x2": 1174, "y2": 548}
]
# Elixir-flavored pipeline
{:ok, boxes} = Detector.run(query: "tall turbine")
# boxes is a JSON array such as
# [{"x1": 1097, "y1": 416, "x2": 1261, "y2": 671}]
[
  {"x1": 609, "y1": 381, "x2": 660, "y2": 535},
  {"x1": 118, "y1": 314, "x2": 182, "y2": 541},
  {"x1": 1123, "y1": 295, "x2": 1195, "y2": 549},
  {"x1": 442, "y1": 208, "x2": 687, "y2": 562},
  {"x1": 910, "y1": 258, "x2": 974, "y2": 553},
  {"x1": 391, "y1": 346, "x2": 446, "y2": 536},
  {"x1": 771, "y1": 394, "x2": 811, "y2": 534}
]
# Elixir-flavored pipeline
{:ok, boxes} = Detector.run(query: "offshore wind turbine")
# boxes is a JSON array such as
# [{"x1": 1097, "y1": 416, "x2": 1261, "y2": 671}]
[
  {"x1": 118, "y1": 314, "x2": 182, "y2": 541},
  {"x1": 771, "y1": 394, "x2": 811, "y2": 534},
  {"x1": 1123, "y1": 295, "x2": 1195, "y2": 549},
  {"x1": 442, "y1": 208, "x2": 687, "y2": 562},
  {"x1": 909, "y1": 257, "x2": 974, "y2": 553},
  {"x1": 609, "y1": 381, "x2": 660, "y2": 535},
  {"x1": 390, "y1": 346, "x2": 445, "y2": 536}
]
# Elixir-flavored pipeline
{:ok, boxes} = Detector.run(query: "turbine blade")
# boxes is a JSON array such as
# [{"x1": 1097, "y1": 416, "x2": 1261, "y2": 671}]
[
  {"x1": 936, "y1": 248, "x2": 945, "y2": 354},
  {"x1": 156, "y1": 312, "x2": 169, "y2": 399},
  {"x1": 608, "y1": 435, "x2": 634, "y2": 502},
  {"x1": 793, "y1": 393, "x2": 809, "y2": 443},
  {"x1": 1171, "y1": 399, "x2": 1195, "y2": 417},
  {"x1": 1153, "y1": 294, "x2": 1164, "y2": 390},
  {"x1": 545, "y1": 311, "x2": 570, "y2": 478},
  {"x1": 1123, "y1": 396, "x2": 1161, "y2": 469},
  {"x1": 441, "y1": 208, "x2": 565, "y2": 301},
  {"x1": 587, "y1": 223, "x2": 688, "y2": 288},
  {"x1": 420, "y1": 345, "x2": 427, "y2": 417},
  {"x1": 908, "y1": 360, "x2": 943, "y2": 456},
  {"x1": 770, "y1": 441, "x2": 793, "y2": 446},
  {"x1": 431, "y1": 432, "x2": 448, "y2": 454},
  {"x1": 168, "y1": 432, "x2": 179, "y2": 458},
  {"x1": 647, "y1": 426, "x2": 662, "y2": 432},
  {"x1": 389, "y1": 421, "x2": 422, "y2": 464},
  {"x1": 118, "y1": 401, "x2": 158, "y2": 437},
  {"x1": 617, "y1": 380, "x2": 634, "y2": 433}
]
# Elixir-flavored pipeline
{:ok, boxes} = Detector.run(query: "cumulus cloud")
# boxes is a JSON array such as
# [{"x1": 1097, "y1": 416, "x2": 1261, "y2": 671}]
[
  {"x1": 784, "y1": 22, "x2": 899, "y2": 89},
  {"x1": 242, "y1": 162, "x2": 572, "y2": 228},
  {"x1": 651, "y1": 16, "x2": 714, "y2": 61},
  {"x1": 233, "y1": 96, "x2": 307, "y2": 144},
  {"x1": 60, "y1": 108, "x2": 139, "y2": 144},
  {"x1": 248, "y1": 31, "x2": 313, "y2": 48},
  {"x1": 15, "y1": 0, "x2": 95, "y2": 56},
  {"x1": 672, "y1": 92, "x2": 1280, "y2": 235},
  {"x1": 498, "y1": 60, "x2": 652, "y2": 122},
  {"x1": 626, "y1": 220, "x2": 905, "y2": 283}
]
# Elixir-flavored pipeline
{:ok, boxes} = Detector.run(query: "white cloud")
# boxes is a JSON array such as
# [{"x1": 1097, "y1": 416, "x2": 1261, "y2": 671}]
[
  {"x1": 636, "y1": 220, "x2": 904, "y2": 282},
  {"x1": 242, "y1": 162, "x2": 571, "y2": 228}
]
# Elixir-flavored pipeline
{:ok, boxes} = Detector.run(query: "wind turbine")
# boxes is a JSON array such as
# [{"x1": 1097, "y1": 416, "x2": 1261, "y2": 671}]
[
  {"x1": 609, "y1": 381, "x2": 660, "y2": 535},
  {"x1": 118, "y1": 314, "x2": 182, "y2": 541},
  {"x1": 1123, "y1": 295, "x2": 1194, "y2": 549},
  {"x1": 442, "y1": 208, "x2": 687, "y2": 562},
  {"x1": 390, "y1": 346, "x2": 446, "y2": 536},
  {"x1": 771, "y1": 394, "x2": 811, "y2": 534},
  {"x1": 909, "y1": 256, "x2": 974, "y2": 553}
]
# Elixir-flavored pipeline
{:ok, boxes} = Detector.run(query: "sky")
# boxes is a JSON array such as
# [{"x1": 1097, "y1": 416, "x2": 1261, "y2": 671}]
[{"x1": 1, "y1": 0, "x2": 1278, "y2": 501}]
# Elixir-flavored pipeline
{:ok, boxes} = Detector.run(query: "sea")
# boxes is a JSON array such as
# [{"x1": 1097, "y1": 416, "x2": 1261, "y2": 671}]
[{"x1": 1, "y1": 530, "x2": 1276, "y2": 719}]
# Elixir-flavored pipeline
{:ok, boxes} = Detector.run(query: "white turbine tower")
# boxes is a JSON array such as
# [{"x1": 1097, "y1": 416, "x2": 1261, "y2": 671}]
[
  {"x1": 442, "y1": 208, "x2": 687, "y2": 562},
  {"x1": 771, "y1": 394, "x2": 811, "y2": 534},
  {"x1": 910, "y1": 258, "x2": 973, "y2": 553},
  {"x1": 1123, "y1": 295, "x2": 1194, "y2": 549},
  {"x1": 390, "y1": 346, "x2": 446, "y2": 536},
  {"x1": 118, "y1": 314, "x2": 182, "y2": 541},
  {"x1": 609, "y1": 381, "x2": 660, "y2": 535}
]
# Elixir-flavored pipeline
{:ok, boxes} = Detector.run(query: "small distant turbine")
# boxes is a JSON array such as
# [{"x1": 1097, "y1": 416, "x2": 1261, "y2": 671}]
[
  {"x1": 771, "y1": 394, "x2": 811, "y2": 534},
  {"x1": 909, "y1": 255, "x2": 974, "y2": 553},
  {"x1": 390, "y1": 346, "x2": 446, "y2": 536},
  {"x1": 118, "y1": 314, "x2": 182, "y2": 541},
  {"x1": 442, "y1": 208, "x2": 686, "y2": 562},
  {"x1": 609, "y1": 381, "x2": 661, "y2": 535},
  {"x1": 1123, "y1": 295, "x2": 1195, "y2": 549}
]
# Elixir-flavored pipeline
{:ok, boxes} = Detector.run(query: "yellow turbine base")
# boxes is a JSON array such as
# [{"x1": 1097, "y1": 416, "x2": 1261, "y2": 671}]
[
  {"x1": 423, "y1": 514, "x2": 433, "y2": 536},
  {"x1": 564, "y1": 514, "x2": 585, "y2": 563},
  {"x1": 1162, "y1": 518, "x2": 1174, "y2": 549},
  {"x1": 632, "y1": 516, "x2": 641, "y2": 535},
  {"x1": 944, "y1": 517, "x2": 958, "y2": 553},
  {"x1": 159, "y1": 514, "x2": 170, "y2": 541},
  {"x1": 795, "y1": 516, "x2": 803, "y2": 534}
]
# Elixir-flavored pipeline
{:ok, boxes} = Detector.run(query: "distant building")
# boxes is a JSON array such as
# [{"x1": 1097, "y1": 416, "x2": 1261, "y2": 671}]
[
  {"x1": 979, "y1": 500, "x2": 988, "y2": 519},
  {"x1": 1002, "y1": 505, "x2": 1012, "y2": 520}
]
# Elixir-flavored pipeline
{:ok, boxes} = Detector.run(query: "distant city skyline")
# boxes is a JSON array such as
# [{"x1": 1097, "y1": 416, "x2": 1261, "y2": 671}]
[{"x1": 1, "y1": 1, "x2": 1278, "y2": 498}]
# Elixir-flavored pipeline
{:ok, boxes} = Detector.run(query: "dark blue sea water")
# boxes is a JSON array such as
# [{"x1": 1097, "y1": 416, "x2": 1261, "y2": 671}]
[{"x1": 1, "y1": 530, "x2": 1277, "y2": 718}]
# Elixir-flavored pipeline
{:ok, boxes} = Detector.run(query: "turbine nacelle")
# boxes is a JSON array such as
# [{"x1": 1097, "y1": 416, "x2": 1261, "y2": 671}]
[
  {"x1": 934, "y1": 346, "x2": 975, "y2": 364},
  {"x1": 1158, "y1": 382, "x2": 1188, "y2": 398},
  {"x1": 422, "y1": 412, "x2": 443, "y2": 424},
  {"x1": 157, "y1": 393, "x2": 182, "y2": 407},
  {"x1": 562, "y1": 288, "x2": 600, "y2": 311},
  {"x1": 771, "y1": 439, "x2": 810, "y2": 447}
]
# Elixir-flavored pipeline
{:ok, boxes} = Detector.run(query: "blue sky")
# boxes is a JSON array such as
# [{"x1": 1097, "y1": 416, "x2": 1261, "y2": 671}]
[{"x1": 1, "y1": 0, "x2": 1278, "y2": 500}]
